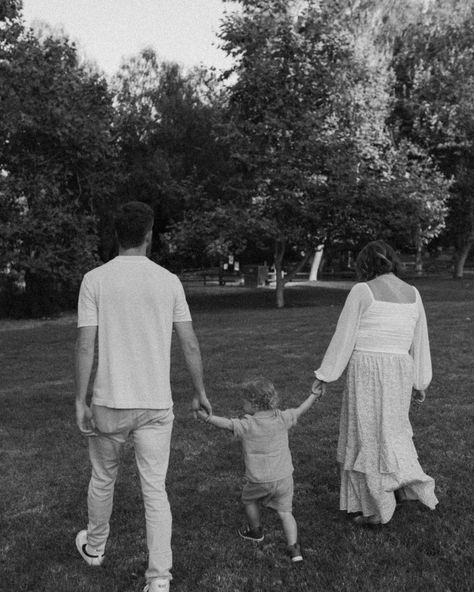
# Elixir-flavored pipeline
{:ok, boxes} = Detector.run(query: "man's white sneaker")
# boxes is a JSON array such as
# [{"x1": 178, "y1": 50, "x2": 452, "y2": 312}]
[
  {"x1": 287, "y1": 542, "x2": 303, "y2": 563},
  {"x1": 143, "y1": 579, "x2": 170, "y2": 592},
  {"x1": 75, "y1": 530, "x2": 105, "y2": 567}
]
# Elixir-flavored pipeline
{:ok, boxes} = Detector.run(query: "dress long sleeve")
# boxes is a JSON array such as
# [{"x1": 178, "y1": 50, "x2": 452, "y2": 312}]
[
  {"x1": 411, "y1": 290, "x2": 432, "y2": 390},
  {"x1": 315, "y1": 283, "x2": 371, "y2": 383}
]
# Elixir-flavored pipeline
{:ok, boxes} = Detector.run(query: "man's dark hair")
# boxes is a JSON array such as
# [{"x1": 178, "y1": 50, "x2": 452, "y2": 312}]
[{"x1": 114, "y1": 201, "x2": 154, "y2": 249}]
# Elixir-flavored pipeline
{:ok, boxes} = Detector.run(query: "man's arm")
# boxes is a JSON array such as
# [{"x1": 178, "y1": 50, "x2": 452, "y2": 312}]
[
  {"x1": 173, "y1": 321, "x2": 212, "y2": 416},
  {"x1": 74, "y1": 325, "x2": 97, "y2": 436}
]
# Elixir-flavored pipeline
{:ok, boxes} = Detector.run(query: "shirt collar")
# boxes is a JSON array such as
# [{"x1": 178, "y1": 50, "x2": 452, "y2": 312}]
[
  {"x1": 114, "y1": 256, "x2": 149, "y2": 261},
  {"x1": 252, "y1": 409, "x2": 277, "y2": 418}
]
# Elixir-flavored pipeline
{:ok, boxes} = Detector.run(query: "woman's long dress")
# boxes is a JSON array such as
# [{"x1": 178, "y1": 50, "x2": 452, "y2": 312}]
[{"x1": 315, "y1": 282, "x2": 438, "y2": 524}]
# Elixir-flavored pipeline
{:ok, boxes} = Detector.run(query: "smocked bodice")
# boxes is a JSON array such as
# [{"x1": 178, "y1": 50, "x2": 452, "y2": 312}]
[{"x1": 355, "y1": 299, "x2": 419, "y2": 354}]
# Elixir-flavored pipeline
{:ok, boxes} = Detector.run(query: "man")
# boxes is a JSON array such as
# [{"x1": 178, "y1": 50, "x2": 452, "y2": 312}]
[{"x1": 74, "y1": 201, "x2": 211, "y2": 592}]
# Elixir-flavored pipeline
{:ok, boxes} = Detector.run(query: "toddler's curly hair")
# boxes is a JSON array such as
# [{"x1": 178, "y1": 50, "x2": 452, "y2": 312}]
[{"x1": 241, "y1": 377, "x2": 279, "y2": 411}]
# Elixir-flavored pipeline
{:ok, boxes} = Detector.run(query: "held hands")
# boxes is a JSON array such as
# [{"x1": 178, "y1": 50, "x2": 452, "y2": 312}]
[
  {"x1": 311, "y1": 379, "x2": 326, "y2": 400},
  {"x1": 196, "y1": 409, "x2": 210, "y2": 421},
  {"x1": 75, "y1": 401, "x2": 97, "y2": 437},
  {"x1": 191, "y1": 392, "x2": 212, "y2": 419}
]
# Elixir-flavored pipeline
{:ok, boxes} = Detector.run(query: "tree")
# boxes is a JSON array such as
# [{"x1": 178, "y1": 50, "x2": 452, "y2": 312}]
[
  {"x1": 216, "y1": 0, "x2": 448, "y2": 304},
  {"x1": 0, "y1": 12, "x2": 117, "y2": 315},
  {"x1": 388, "y1": 1, "x2": 474, "y2": 276},
  {"x1": 213, "y1": 0, "x2": 365, "y2": 307},
  {"x1": 166, "y1": 0, "x2": 451, "y2": 297},
  {"x1": 112, "y1": 50, "x2": 231, "y2": 261},
  {"x1": 0, "y1": 0, "x2": 21, "y2": 21},
  {"x1": 328, "y1": 141, "x2": 448, "y2": 254}
]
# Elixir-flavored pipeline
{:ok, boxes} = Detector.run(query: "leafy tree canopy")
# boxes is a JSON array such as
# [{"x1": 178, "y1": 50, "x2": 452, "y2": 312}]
[{"x1": 0, "y1": 13, "x2": 117, "y2": 314}]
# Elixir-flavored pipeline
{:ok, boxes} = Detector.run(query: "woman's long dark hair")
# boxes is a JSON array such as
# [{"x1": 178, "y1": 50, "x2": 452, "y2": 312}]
[{"x1": 355, "y1": 240, "x2": 402, "y2": 281}]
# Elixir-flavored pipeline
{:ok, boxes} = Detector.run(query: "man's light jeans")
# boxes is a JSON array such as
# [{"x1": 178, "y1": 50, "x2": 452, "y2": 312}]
[{"x1": 87, "y1": 405, "x2": 174, "y2": 582}]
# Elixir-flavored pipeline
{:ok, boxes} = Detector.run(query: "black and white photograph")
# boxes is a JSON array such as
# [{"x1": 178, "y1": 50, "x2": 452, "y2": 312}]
[{"x1": 0, "y1": 1, "x2": 472, "y2": 591}]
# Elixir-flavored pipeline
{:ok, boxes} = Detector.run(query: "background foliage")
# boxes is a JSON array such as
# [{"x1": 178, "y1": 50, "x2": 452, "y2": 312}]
[{"x1": 1, "y1": 0, "x2": 474, "y2": 313}]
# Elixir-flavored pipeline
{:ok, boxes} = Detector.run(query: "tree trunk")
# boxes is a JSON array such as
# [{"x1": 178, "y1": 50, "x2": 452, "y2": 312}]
[
  {"x1": 415, "y1": 244, "x2": 423, "y2": 275},
  {"x1": 309, "y1": 245, "x2": 324, "y2": 281},
  {"x1": 274, "y1": 238, "x2": 286, "y2": 309},
  {"x1": 273, "y1": 239, "x2": 314, "y2": 308},
  {"x1": 453, "y1": 239, "x2": 474, "y2": 278},
  {"x1": 415, "y1": 225, "x2": 423, "y2": 276},
  {"x1": 275, "y1": 265, "x2": 285, "y2": 308}
]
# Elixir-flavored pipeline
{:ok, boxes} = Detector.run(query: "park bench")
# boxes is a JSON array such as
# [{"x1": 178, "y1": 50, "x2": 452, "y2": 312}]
[{"x1": 180, "y1": 268, "x2": 243, "y2": 286}]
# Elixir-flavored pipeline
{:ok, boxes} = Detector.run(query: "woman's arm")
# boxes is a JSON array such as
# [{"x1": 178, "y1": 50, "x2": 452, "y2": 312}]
[
  {"x1": 314, "y1": 283, "x2": 371, "y2": 383},
  {"x1": 411, "y1": 291, "x2": 432, "y2": 391}
]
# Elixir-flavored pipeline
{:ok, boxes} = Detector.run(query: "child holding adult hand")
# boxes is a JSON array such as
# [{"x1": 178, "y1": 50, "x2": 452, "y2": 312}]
[{"x1": 198, "y1": 377, "x2": 322, "y2": 563}]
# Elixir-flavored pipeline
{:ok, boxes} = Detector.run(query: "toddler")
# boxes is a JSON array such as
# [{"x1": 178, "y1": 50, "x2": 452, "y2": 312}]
[{"x1": 198, "y1": 376, "x2": 321, "y2": 562}]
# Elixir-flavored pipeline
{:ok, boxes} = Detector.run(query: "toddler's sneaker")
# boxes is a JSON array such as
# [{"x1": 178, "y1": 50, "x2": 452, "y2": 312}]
[
  {"x1": 288, "y1": 542, "x2": 303, "y2": 563},
  {"x1": 238, "y1": 525, "x2": 264, "y2": 542},
  {"x1": 143, "y1": 579, "x2": 170, "y2": 592},
  {"x1": 75, "y1": 530, "x2": 105, "y2": 567}
]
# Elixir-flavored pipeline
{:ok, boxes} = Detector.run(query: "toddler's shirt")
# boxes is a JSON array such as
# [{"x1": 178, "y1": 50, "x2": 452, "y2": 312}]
[{"x1": 231, "y1": 409, "x2": 298, "y2": 483}]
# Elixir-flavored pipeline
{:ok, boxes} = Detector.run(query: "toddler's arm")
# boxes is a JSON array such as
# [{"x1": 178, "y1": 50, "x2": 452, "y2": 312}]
[
  {"x1": 197, "y1": 409, "x2": 233, "y2": 431},
  {"x1": 293, "y1": 383, "x2": 323, "y2": 419}
]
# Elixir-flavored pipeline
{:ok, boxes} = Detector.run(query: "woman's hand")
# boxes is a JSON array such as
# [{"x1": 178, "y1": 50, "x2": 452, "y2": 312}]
[
  {"x1": 412, "y1": 389, "x2": 426, "y2": 406},
  {"x1": 311, "y1": 379, "x2": 326, "y2": 400}
]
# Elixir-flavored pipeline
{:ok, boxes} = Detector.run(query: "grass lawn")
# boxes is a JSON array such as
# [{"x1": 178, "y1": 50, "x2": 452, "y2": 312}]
[{"x1": 0, "y1": 278, "x2": 473, "y2": 592}]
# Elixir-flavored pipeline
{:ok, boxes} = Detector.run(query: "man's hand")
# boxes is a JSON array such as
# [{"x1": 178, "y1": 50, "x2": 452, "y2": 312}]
[
  {"x1": 196, "y1": 409, "x2": 209, "y2": 421},
  {"x1": 173, "y1": 322, "x2": 211, "y2": 418},
  {"x1": 191, "y1": 392, "x2": 212, "y2": 419},
  {"x1": 75, "y1": 401, "x2": 96, "y2": 436},
  {"x1": 311, "y1": 379, "x2": 326, "y2": 400}
]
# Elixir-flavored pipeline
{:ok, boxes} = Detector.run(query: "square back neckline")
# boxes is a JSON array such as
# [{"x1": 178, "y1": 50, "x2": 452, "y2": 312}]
[{"x1": 364, "y1": 282, "x2": 417, "y2": 305}]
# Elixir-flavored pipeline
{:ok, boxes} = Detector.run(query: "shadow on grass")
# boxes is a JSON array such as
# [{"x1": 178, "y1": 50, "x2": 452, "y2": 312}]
[{"x1": 185, "y1": 286, "x2": 349, "y2": 312}]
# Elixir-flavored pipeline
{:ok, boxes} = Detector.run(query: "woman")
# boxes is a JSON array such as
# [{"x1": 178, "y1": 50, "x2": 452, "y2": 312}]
[{"x1": 312, "y1": 240, "x2": 438, "y2": 525}]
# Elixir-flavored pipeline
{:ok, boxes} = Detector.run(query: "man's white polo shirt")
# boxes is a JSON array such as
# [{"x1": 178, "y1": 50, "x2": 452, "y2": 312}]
[{"x1": 77, "y1": 256, "x2": 192, "y2": 409}]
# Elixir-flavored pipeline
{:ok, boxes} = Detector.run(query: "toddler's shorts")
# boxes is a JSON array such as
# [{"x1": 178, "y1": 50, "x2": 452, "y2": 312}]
[{"x1": 242, "y1": 475, "x2": 293, "y2": 512}]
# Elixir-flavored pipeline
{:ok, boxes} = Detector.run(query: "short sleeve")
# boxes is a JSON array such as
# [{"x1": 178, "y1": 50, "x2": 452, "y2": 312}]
[
  {"x1": 77, "y1": 275, "x2": 98, "y2": 327},
  {"x1": 231, "y1": 416, "x2": 250, "y2": 439},
  {"x1": 280, "y1": 409, "x2": 298, "y2": 430},
  {"x1": 173, "y1": 277, "x2": 192, "y2": 323}
]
